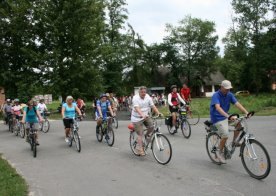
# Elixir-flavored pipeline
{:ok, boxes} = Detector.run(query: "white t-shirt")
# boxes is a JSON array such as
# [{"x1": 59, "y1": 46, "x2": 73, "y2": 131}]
[
  {"x1": 131, "y1": 94, "x2": 154, "y2": 123},
  {"x1": 37, "y1": 103, "x2": 47, "y2": 113}
]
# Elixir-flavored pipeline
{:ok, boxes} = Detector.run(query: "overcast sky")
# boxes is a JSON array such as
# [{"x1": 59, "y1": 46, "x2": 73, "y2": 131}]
[{"x1": 126, "y1": 0, "x2": 234, "y2": 55}]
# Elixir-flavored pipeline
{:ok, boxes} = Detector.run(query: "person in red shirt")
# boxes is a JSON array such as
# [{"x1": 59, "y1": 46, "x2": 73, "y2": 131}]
[{"x1": 180, "y1": 83, "x2": 191, "y2": 103}]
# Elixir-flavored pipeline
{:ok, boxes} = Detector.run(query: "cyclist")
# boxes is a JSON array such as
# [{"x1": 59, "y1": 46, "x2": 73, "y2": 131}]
[
  {"x1": 109, "y1": 92, "x2": 118, "y2": 115},
  {"x1": 131, "y1": 86, "x2": 162, "y2": 156},
  {"x1": 22, "y1": 99, "x2": 43, "y2": 145},
  {"x1": 3, "y1": 99, "x2": 12, "y2": 125},
  {"x1": 180, "y1": 83, "x2": 191, "y2": 104},
  {"x1": 210, "y1": 80, "x2": 249, "y2": 164},
  {"x1": 76, "y1": 98, "x2": 86, "y2": 116},
  {"x1": 11, "y1": 99, "x2": 22, "y2": 126},
  {"x1": 96, "y1": 94, "x2": 114, "y2": 134},
  {"x1": 168, "y1": 85, "x2": 186, "y2": 133},
  {"x1": 61, "y1": 96, "x2": 82, "y2": 143},
  {"x1": 37, "y1": 99, "x2": 48, "y2": 118}
]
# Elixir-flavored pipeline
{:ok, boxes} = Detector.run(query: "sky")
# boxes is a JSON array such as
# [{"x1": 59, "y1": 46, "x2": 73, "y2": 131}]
[{"x1": 125, "y1": 0, "x2": 234, "y2": 55}]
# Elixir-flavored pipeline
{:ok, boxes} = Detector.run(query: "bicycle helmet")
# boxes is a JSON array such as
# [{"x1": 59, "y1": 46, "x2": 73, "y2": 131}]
[
  {"x1": 171, "y1": 85, "x2": 177, "y2": 90},
  {"x1": 14, "y1": 98, "x2": 19, "y2": 102},
  {"x1": 100, "y1": 94, "x2": 107, "y2": 98}
]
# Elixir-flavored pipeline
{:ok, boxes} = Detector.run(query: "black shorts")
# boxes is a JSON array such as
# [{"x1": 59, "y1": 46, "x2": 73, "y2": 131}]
[
  {"x1": 63, "y1": 118, "x2": 74, "y2": 129},
  {"x1": 169, "y1": 106, "x2": 178, "y2": 113}
]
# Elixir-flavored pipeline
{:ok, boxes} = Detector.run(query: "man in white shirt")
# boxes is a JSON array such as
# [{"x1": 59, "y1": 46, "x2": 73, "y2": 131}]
[{"x1": 131, "y1": 86, "x2": 162, "y2": 156}]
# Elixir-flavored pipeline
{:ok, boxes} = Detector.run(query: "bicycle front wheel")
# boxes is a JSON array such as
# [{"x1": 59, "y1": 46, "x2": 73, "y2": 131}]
[
  {"x1": 96, "y1": 126, "x2": 103, "y2": 142},
  {"x1": 73, "y1": 131, "x2": 81, "y2": 152},
  {"x1": 241, "y1": 139, "x2": 271, "y2": 180},
  {"x1": 14, "y1": 124, "x2": 19, "y2": 136},
  {"x1": 206, "y1": 132, "x2": 221, "y2": 165},
  {"x1": 106, "y1": 127, "x2": 115, "y2": 146},
  {"x1": 187, "y1": 110, "x2": 200, "y2": 125},
  {"x1": 41, "y1": 120, "x2": 50, "y2": 133},
  {"x1": 112, "y1": 117, "x2": 118, "y2": 129},
  {"x1": 129, "y1": 132, "x2": 140, "y2": 156},
  {"x1": 152, "y1": 134, "x2": 172, "y2": 165},
  {"x1": 19, "y1": 123, "x2": 25, "y2": 138},
  {"x1": 181, "y1": 119, "x2": 191, "y2": 139}
]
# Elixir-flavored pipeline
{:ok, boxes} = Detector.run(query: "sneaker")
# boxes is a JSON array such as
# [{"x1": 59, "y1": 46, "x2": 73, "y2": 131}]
[
  {"x1": 36, "y1": 141, "x2": 40, "y2": 146},
  {"x1": 65, "y1": 137, "x2": 69, "y2": 143},
  {"x1": 215, "y1": 150, "x2": 226, "y2": 164}
]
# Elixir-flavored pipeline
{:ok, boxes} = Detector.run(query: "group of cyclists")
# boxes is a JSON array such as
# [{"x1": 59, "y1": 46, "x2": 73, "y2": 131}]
[{"x1": 1, "y1": 79, "x2": 250, "y2": 165}]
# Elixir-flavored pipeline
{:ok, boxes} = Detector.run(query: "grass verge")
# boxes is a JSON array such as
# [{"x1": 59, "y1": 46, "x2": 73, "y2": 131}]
[{"x1": 0, "y1": 154, "x2": 28, "y2": 196}]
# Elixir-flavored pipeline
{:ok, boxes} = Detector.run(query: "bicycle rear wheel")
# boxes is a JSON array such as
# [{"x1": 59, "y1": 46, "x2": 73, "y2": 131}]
[
  {"x1": 32, "y1": 137, "x2": 37, "y2": 158},
  {"x1": 41, "y1": 119, "x2": 50, "y2": 133},
  {"x1": 152, "y1": 134, "x2": 172, "y2": 165},
  {"x1": 181, "y1": 119, "x2": 191, "y2": 139},
  {"x1": 187, "y1": 109, "x2": 200, "y2": 125},
  {"x1": 241, "y1": 139, "x2": 271, "y2": 180},
  {"x1": 73, "y1": 130, "x2": 81, "y2": 152},
  {"x1": 14, "y1": 123, "x2": 19, "y2": 136},
  {"x1": 20, "y1": 123, "x2": 25, "y2": 138},
  {"x1": 106, "y1": 127, "x2": 115, "y2": 146},
  {"x1": 112, "y1": 117, "x2": 118, "y2": 129},
  {"x1": 206, "y1": 132, "x2": 221, "y2": 165},
  {"x1": 96, "y1": 126, "x2": 103, "y2": 142},
  {"x1": 129, "y1": 132, "x2": 140, "y2": 156}
]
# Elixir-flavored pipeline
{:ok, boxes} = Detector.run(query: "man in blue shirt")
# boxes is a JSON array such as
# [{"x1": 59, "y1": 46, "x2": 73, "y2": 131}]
[
  {"x1": 96, "y1": 94, "x2": 114, "y2": 133},
  {"x1": 210, "y1": 80, "x2": 249, "y2": 164}
]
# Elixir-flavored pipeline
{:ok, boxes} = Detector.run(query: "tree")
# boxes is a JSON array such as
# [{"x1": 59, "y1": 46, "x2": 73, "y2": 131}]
[
  {"x1": 164, "y1": 15, "x2": 219, "y2": 92},
  {"x1": 231, "y1": 0, "x2": 274, "y2": 93},
  {"x1": 33, "y1": 0, "x2": 106, "y2": 100},
  {"x1": 0, "y1": 0, "x2": 41, "y2": 100},
  {"x1": 102, "y1": 0, "x2": 128, "y2": 94}
]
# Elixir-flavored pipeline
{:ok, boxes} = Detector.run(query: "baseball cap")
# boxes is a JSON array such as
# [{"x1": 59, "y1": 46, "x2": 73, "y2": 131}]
[
  {"x1": 221, "y1": 80, "x2": 233, "y2": 89},
  {"x1": 105, "y1": 93, "x2": 110, "y2": 97}
]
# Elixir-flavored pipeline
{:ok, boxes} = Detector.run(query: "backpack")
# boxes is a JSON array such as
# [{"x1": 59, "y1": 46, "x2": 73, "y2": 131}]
[{"x1": 26, "y1": 106, "x2": 38, "y2": 116}]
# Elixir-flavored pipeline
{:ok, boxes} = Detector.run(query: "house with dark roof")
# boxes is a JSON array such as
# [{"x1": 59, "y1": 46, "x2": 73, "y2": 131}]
[{"x1": 201, "y1": 71, "x2": 225, "y2": 97}]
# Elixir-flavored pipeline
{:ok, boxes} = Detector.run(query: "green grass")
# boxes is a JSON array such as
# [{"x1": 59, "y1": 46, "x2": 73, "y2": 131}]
[
  {"x1": 0, "y1": 155, "x2": 28, "y2": 196},
  {"x1": 158, "y1": 93, "x2": 276, "y2": 118},
  {"x1": 44, "y1": 93, "x2": 276, "y2": 120}
]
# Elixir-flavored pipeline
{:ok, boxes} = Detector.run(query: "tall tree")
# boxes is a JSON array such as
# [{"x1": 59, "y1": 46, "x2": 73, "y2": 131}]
[
  {"x1": 34, "y1": 0, "x2": 106, "y2": 100},
  {"x1": 232, "y1": 0, "x2": 274, "y2": 93},
  {"x1": 164, "y1": 15, "x2": 219, "y2": 91},
  {"x1": 102, "y1": 0, "x2": 128, "y2": 94}
]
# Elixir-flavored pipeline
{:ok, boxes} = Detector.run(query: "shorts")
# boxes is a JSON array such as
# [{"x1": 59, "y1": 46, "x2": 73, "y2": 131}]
[
  {"x1": 25, "y1": 122, "x2": 39, "y2": 130},
  {"x1": 169, "y1": 106, "x2": 178, "y2": 113},
  {"x1": 133, "y1": 118, "x2": 153, "y2": 135},
  {"x1": 63, "y1": 118, "x2": 74, "y2": 129},
  {"x1": 214, "y1": 119, "x2": 239, "y2": 138}
]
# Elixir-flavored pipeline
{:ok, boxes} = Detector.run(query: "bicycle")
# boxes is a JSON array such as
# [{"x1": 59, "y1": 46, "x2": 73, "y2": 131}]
[
  {"x1": 185, "y1": 103, "x2": 200, "y2": 125},
  {"x1": 96, "y1": 117, "x2": 115, "y2": 147},
  {"x1": 67, "y1": 116, "x2": 81, "y2": 153},
  {"x1": 129, "y1": 115, "x2": 172, "y2": 165},
  {"x1": 205, "y1": 112, "x2": 271, "y2": 180},
  {"x1": 39, "y1": 111, "x2": 50, "y2": 133},
  {"x1": 26, "y1": 123, "x2": 38, "y2": 158},
  {"x1": 166, "y1": 106, "x2": 191, "y2": 139},
  {"x1": 13, "y1": 115, "x2": 25, "y2": 138},
  {"x1": 7, "y1": 113, "x2": 13, "y2": 132}
]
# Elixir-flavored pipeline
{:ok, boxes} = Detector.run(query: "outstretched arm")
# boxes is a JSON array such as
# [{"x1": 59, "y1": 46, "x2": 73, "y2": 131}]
[{"x1": 235, "y1": 102, "x2": 248, "y2": 115}]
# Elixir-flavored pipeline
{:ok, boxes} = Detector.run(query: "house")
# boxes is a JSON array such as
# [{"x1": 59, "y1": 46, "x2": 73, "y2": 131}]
[
  {"x1": 134, "y1": 87, "x2": 165, "y2": 95},
  {"x1": 0, "y1": 87, "x2": 5, "y2": 106},
  {"x1": 201, "y1": 71, "x2": 226, "y2": 97}
]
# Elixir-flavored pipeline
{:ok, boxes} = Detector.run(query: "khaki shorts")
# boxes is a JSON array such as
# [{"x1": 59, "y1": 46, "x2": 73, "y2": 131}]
[
  {"x1": 214, "y1": 119, "x2": 239, "y2": 138},
  {"x1": 25, "y1": 122, "x2": 39, "y2": 130},
  {"x1": 133, "y1": 118, "x2": 153, "y2": 135}
]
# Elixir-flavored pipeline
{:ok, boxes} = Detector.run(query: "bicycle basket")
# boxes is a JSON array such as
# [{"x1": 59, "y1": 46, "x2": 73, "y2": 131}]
[
  {"x1": 165, "y1": 116, "x2": 172, "y2": 126},
  {"x1": 179, "y1": 108, "x2": 187, "y2": 115}
]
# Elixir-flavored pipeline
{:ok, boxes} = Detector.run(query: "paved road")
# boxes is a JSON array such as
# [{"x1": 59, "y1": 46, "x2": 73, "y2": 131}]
[{"x1": 0, "y1": 116, "x2": 275, "y2": 196}]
